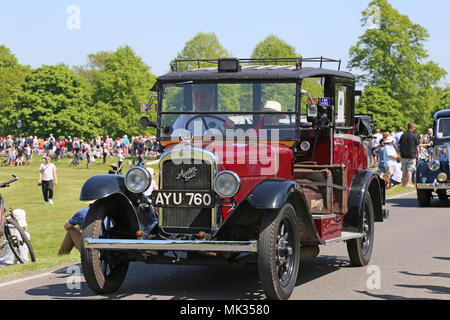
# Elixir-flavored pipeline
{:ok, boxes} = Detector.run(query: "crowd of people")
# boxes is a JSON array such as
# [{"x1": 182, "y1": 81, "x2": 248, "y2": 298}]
[
  {"x1": 369, "y1": 122, "x2": 433, "y2": 189},
  {"x1": 0, "y1": 134, "x2": 159, "y2": 168}
]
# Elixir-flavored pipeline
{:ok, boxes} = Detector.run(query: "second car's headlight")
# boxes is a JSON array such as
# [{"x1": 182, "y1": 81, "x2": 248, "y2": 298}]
[
  {"x1": 428, "y1": 160, "x2": 440, "y2": 172},
  {"x1": 124, "y1": 166, "x2": 151, "y2": 193},
  {"x1": 214, "y1": 171, "x2": 241, "y2": 198},
  {"x1": 437, "y1": 172, "x2": 447, "y2": 183}
]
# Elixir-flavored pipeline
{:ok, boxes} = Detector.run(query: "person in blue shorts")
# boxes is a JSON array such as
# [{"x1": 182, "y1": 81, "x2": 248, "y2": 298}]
[{"x1": 58, "y1": 206, "x2": 90, "y2": 255}]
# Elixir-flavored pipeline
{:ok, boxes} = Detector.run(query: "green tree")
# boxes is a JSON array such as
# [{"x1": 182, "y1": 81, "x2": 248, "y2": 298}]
[
  {"x1": 348, "y1": 0, "x2": 447, "y2": 131},
  {"x1": 90, "y1": 45, "x2": 156, "y2": 137},
  {"x1": 357, "y1": 85, "x2": 405, "y2": 132},
  {"x1": 251, "y1": 35, "x2": 299, "y2": 65},
  {"x1": 2, "y1": 64, "x2": 96, "y2": 138},
  {"x1": 172, "y1": 32, "x2": 231, "y2": 71},
  {"x1": 0, "y1": 45, "x2": 29, "y2": 122}
]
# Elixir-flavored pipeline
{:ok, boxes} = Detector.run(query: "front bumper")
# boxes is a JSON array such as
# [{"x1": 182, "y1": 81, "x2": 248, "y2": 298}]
[
  {"x1": 84, "y1": 238, "x2": 258, "y2": 253},
  {"x1": 416, "y1": 182, "x2": 450, "y2": 190}
]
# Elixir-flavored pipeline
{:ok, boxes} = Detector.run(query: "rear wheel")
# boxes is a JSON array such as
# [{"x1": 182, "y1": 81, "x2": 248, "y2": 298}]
[
  {"x1": 258, "y1": 203, "x2": 300, "y2": 300},
  {"x1": 4, "y1": 217, "x2": 36, "y2": 263},
  {"x1": 347, "y1": 193, "x2": 374, "y2": 267},
  {"x1": 417, "y1": 189, "x2": 432, "y2": 207},
  {"x1": 81, "y1": 203, "x2": 130, "y2": 294}
]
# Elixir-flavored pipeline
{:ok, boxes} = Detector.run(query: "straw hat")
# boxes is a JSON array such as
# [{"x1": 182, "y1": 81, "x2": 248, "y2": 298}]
[{"x1": 263, "y1": 100, "x2": 282, "y2": 113}]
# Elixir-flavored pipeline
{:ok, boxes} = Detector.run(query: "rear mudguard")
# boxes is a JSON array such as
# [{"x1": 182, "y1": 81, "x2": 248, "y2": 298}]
[
  {"x1": 343, "y1": 170, "x2": 386, "y2": 233},
  {"x1": 216, "y1": 179, "x2": 323, "y2": 245},
  {"x1": 80, "y1": 174, "x2": 151, "y2": 234}
]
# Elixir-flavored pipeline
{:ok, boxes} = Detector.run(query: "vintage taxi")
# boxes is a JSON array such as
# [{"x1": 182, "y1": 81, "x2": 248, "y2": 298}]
[{"x1": 79, "y1": 57, "x2": 388, "y2": 300}]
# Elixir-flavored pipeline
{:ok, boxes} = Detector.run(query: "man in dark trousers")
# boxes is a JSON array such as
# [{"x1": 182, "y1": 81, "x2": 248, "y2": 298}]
[{"x1": 398, "y1": 122, "x2": 420, "y2": 187}]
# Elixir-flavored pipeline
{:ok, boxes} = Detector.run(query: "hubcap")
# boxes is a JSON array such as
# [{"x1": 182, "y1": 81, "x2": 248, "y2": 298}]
[
  {"x1": 275, "y1": 219, "x2": 295, "y2": 287},
  {"x1": 361, "y1": 207, "x2": 371, "y2": 255}
]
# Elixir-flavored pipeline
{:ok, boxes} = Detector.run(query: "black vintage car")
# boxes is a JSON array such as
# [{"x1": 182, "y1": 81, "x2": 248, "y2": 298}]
[{"x1": 416, "y1": 109, "x2": 450, "y2": 206}]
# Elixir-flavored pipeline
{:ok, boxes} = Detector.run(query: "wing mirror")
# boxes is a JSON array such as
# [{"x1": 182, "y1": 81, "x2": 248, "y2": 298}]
[
  {"x1": 302, "y1": 89, "x2": 318, "y2": 121},
  {"x1": 139, "y1": 116, "x2": 157, "y2": 128},
  {"x1": 141, "y1": 93, "x2": 158, "y2": 113}
]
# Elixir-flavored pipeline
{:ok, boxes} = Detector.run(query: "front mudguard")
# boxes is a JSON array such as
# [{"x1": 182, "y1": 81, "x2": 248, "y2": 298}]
[
  {"x1": 80, "y1": 174, "x2": 134, "y2": 202},
  {"x1": 216, "y1": 179, "x2": 323, "y2": 244},
  {"x1": 80, "y1": 174, "x2": 150, "y2": 235},
  {"x1": 344, "y1": 170, "x2": 386, "y2": 233}
]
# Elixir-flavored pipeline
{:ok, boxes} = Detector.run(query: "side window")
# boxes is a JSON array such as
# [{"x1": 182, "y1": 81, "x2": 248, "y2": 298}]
[
  {"x1": 334, "y1": 84, "x2": 352, "y2": 126},
  {"x1": 300, "y1": 77, "x2": 325, "y2": 124}
]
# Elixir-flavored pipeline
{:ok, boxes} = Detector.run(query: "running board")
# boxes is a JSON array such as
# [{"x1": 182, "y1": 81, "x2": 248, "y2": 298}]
[{"x1": 323, "y1": 232, "x2": 363, "y2": 244}]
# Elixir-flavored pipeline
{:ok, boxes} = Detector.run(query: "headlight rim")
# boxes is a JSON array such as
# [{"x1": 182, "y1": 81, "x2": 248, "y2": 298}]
[
  {"x1": 124, "y1": 166, "x2": 151, "y2": 193},
  {"x1": 428, "y1": 160, "x2": 441, "y2": 172},
  {"x1": 214, "y1": 170, "x2": 241, "y2": 198}
]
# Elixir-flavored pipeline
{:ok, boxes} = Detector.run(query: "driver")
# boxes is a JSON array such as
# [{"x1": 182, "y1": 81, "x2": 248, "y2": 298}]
[{"x1": 171, "y1": 84, "x2": 234, "y2": 136}]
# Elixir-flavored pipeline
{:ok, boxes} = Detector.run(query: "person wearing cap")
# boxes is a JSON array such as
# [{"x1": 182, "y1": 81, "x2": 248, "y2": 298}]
[
  {"x1": 58, "y1": 206, "x2": 91, "y2": 255},
  {"x1": 383, "y1": 135, "x2": 398, "y2": 188},
  {"x1": 171, "y1": 85, "x2": 234, "y2": 135}
]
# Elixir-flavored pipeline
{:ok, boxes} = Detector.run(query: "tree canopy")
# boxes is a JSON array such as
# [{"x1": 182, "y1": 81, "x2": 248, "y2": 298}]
[
  {"x1": 251, "y1": 35, "x2": 299, "y2": 64},
  {"x1": 1, "y1": 64, "x2": 96, "y2": 138},
  {"x1": 349, "y1": 0, "x2": 447, "y2": 133},
  {"x1": 172, "y1": 32, "x2": 231, "y2": 71}
]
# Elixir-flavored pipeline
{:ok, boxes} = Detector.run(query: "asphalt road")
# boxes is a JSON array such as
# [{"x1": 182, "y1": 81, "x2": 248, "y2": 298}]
[{"x1": 1, "y1": 191, "x2": 449, "y2": 301}]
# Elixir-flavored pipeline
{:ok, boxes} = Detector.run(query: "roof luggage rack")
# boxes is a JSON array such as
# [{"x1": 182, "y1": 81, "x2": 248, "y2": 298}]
[{"x1": 170, "y1": 57, "x2": 342, "y2": 72}]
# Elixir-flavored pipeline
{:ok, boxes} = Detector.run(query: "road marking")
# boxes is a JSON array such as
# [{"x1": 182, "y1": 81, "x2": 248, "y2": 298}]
[{"x1": 0, "y1": 270, "x2": 55, "y2": 289}]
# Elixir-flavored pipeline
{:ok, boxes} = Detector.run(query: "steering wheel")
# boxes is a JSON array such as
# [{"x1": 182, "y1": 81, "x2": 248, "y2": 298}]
[{"x1": 185, "y1": 114, "x2": 227, "y2": 132}]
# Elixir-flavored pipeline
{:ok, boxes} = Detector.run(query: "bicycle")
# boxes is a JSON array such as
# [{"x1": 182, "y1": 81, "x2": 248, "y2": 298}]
[{"x1": 0, "y1": 175, "x2": 36, "y2": 264}]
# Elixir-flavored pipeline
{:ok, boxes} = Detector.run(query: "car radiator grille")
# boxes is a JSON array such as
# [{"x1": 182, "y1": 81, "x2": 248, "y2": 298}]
[{"x1": 160, "y1": 159, "x2": 213, "y2": 233}]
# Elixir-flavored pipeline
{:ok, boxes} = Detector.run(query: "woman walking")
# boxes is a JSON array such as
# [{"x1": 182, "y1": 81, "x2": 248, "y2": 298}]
[{"x1": 38, "y1": 155, "x2": 58, "y2": 205}]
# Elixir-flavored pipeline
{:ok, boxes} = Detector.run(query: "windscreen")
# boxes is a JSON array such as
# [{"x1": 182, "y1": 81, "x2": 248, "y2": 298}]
[
  {"x1": 437, "y1": 117, "x2": 450, "y2": 139},
  {"x1": 160, "y1": 82, "x2": 298, "y2": 141}
]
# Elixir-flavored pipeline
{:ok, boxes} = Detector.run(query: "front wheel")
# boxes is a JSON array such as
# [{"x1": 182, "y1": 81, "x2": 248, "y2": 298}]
[
  {"x1": 346, "y1": 192, "x2": 374, "y2": 267},
  {"x1": 417, "y1": 189, "x2": 432, "y2": 207},
  {"x1": 81, "y1": 203, "x2": 130, "y2": 294},
  {"x1": 258, "y1": 203, "x2": 301, "y2": 300},
  {"x1": 437, "y1": 190, "x2": 448, "y2": 201},
  {"x1": 4, "y1": 217, "x2": 36, "y2": 263}
]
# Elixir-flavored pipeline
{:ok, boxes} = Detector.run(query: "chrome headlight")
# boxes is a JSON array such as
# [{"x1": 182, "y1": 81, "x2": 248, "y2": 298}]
[
  {"x1": 437, "y1": 172, "x2": 447, "y2": 183},
  {"x1": 214, "y1": 171, "x2": 241, "y2": 198},
  {"x1": 124, "y1": 166, "x2": 151, "y2": 193},
  {"x1": 428, "y1": 160, "x2": 440, "y2": 172}
]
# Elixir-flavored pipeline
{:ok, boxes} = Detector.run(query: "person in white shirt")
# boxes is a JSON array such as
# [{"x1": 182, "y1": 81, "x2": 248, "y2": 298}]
[
  {"x1": 38, "y1": 155, "x2": 57, "y2": 205},
  {"x1": 394, "y1": 126, "x2": 404, "y2": 149},
  {"x1": 143, "y1": 167, "x2": 158, "y2": 198}
]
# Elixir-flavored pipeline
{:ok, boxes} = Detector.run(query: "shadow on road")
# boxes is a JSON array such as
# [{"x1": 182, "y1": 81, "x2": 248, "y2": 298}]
[
  {"x1": 24, "y1": 263, "x2": 266, "y2": 300},
  {"x1": 354, "y1": 290, "x2": 433, "y2": 300},
  {"x1": 22, "y1": 255, "x2": 354, "y2": 300},
  {"x1": 387, "y1": 196, "x2": 450, "y2": 209},
  {"x1": 297, "y1": 255, "x2": 351, "y2": 286}
]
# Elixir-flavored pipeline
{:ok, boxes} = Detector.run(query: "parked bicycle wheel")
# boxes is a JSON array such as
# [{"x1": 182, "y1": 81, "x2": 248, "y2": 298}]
[{"x1": 4, "y1": 217, "x2": 36, "y2": 263}]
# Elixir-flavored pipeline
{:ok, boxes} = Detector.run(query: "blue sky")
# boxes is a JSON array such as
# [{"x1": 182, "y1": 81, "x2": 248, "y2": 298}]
[{"x1": 0, "y1": 0, "x2": 449, "y2": 83}]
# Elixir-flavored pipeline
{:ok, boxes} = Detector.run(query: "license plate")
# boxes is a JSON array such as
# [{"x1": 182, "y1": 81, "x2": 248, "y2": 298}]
[{"x1": 151, "y1": 191, "x2": 216, "y2": 208}]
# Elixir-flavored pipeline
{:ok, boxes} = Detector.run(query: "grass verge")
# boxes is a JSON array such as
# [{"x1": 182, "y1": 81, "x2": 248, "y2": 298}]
[{"x1": 0, "y1": 154, "x2": 157, "y2": 280}]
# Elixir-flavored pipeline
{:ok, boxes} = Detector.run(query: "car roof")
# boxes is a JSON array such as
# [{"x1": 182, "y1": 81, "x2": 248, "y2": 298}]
[
  {"x1": 156, "y1": 65, "x2": 355, "y2": 82},
  {"x1": 434, "y1": 109, "x2": 450, "y2": 120}
]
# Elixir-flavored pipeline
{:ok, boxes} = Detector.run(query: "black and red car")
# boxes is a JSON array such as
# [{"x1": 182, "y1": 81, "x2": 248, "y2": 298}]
[{"x1": 79, "y1": 57, "x2": 388, "y2": 300}]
